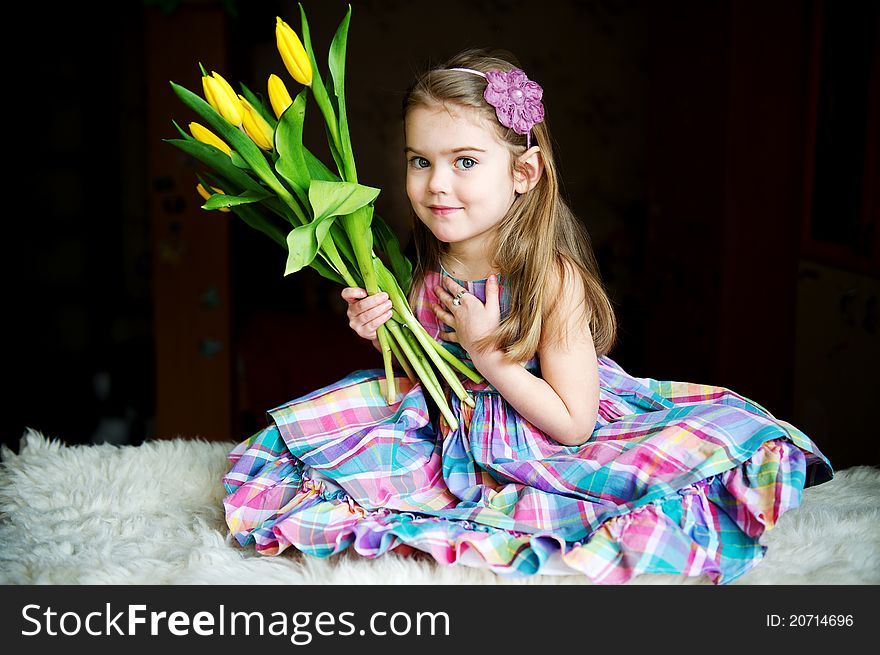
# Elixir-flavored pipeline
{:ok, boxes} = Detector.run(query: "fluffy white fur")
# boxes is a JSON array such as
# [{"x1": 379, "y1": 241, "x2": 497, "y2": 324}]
[{"x1": 1, "y1": 429, "x2": 877, "y2": 585}]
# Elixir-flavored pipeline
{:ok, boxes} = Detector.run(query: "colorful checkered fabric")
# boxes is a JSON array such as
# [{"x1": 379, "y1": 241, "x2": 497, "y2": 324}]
[{"x1": 223, "y1": 269, "x2": 832, "y2": 583}]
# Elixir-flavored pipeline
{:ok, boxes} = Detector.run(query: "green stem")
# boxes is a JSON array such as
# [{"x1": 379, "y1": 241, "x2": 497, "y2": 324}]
[
  {"x1": 425, "y1": 333, "x2": 484, "y2": 384},
  {"x1": 375, "y1": 263, "x2": 480, "y2": 403},
  {"x1": 374, "y1": 259, "x2": 481, "y2": 380},
  {"x1": 376, "y1": 327, "x2": 395, "y2": 403},
  {"x1": 315, "y1": 92, "x2": 343, "y2": 156},
  {"x1": 404, "y1": 314, "x2": 475, "y2": 408},
  {"x1": 328, "y1": 223, "x2": 359, "y2": 278},
  {"x1": 386, "y1": 325, "x2": 416, "y2": 383},
  {"x1": 348, "y1": 209, "x2": 395, "y2": 402},
  {"x1": 386, "y1": 322, "x2": 458, "y2": 432},
  {"x1": 321, "y1": 238, "x2": 358, "y2": 287},
  {"x1": 311, "y1": 63, "x2": 395, "y2": 400}
]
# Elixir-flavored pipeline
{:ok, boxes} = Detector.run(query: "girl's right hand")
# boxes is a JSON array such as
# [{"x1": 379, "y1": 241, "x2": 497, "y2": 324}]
[{"x1": 341, "y1": 287, "x2": 394, "y2": 346}]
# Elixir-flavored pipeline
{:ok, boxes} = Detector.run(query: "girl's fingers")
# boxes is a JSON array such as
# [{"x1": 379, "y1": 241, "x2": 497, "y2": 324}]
[
  {"x1": 362, "y1": 298, "x2": 393, "y2": 323},
  {"x1": 349, "y1": 295, "x2": 393, "y2": 339},
  {"x1": 432, "y1": 304, "x2": 455, "y2": 332},
  {"x1": 434, "y1": 285, "x2": 450, "y2": 304},
  {"x1": 345, "y1": 289, "x2": 388, "y2": 316},
  {"x1": 368, "y1": 291, "x2": 390, "y2": 309},
  {"x1": 350, "y1": 290, "x2": 389, "y2": 308},
  {"x1": 438, "y1": 329, "x2": 457, "y2": 343},
  {"x1": 341, "y1": 287, "x2": 366, "y2": 302},
  {"x1": 437, "y1": 281, "x2": 474, "y2": 310},
  {"x1": 360, "y1": 307, "x2": 393, "y2": 339},
  {"x1": 367, "y1": 309, "x2": 393, "y2": 331},
  {"x1": 343, "y1": 287, "x2": 388, "y2": 303}
]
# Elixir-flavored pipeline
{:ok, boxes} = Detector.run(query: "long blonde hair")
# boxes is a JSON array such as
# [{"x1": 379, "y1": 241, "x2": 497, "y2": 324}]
[{"x1": 404, "y1": 48, "x2": 617, "y2": 361}]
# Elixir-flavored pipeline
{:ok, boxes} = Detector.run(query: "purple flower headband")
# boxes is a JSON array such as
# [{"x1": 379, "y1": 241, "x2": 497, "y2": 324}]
[{"x1": 449, "y1": 67, "x2": 545, "y2": 148}]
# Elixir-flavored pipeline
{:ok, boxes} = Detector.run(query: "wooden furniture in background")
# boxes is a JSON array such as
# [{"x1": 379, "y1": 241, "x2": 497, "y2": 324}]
[
  {"x1": 645, "y1": 0, "x2": 811, "y2": 415},
  {"x1": 792, "y1": 0, "x2": 879, "y2": 468},
  {"x1": 145, "y1": 3, "x2": 234, "y2": 440}
]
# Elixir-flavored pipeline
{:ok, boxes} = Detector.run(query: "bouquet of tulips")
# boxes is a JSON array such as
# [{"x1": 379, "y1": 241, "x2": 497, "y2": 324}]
[{"x1": 167, "y1": 3, "x2": 479, "y2": 430}]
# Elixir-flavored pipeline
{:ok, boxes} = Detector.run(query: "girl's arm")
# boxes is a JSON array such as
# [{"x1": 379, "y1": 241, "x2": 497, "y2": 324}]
[{"x1": 469, "y1": 264, "x2": 600, "y2": 446}]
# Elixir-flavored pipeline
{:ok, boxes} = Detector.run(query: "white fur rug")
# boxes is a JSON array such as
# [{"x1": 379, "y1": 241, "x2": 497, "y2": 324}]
[{"x1": 1, "y1": 429, "x2": 878, "y2": 585}]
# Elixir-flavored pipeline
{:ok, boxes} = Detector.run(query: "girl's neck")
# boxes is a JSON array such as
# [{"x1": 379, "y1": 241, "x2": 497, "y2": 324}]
[{"x1": 439, "y1": 249, "x2": 498, "y2": 282}]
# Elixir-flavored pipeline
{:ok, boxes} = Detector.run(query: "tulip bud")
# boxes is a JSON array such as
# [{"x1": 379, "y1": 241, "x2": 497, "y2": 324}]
[
  {"x1": 268, "y1": 74, "x2": 293, "y2": 119},
  {"x1": 188, "y1": 122, "x2": 232, "y2": 156},
  {"x1": 239, "y1": 96, "x2": 275, "y2": 151},
  {"x1": 202, "y1": 71, "x2": 244, "y2": 125},
  {"x1": 196, "y1": 183, "x2": 231, "y2": 212},
  {"x1": 275, "y1": 17, "x2": 312, "y2": 86}
]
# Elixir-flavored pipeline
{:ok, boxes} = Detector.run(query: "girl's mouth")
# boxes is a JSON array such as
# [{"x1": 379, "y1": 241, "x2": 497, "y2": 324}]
[{"x1": 429, "y1": 206, "x2": 461, "y2": 216}]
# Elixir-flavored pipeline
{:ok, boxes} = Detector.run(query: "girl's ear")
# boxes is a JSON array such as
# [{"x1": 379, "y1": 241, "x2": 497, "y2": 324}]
[{"x1": 513, "y1": 146, "x2": 544, "y2": 194}]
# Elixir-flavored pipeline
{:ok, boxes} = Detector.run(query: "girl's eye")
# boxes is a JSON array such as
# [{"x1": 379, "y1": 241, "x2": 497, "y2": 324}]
[
  {"x1": 455, "y1": 157, "x2": 477, "y2": 170},
  {"x1": 409, "y1": 156, "x2": 430, "y2": 169}
]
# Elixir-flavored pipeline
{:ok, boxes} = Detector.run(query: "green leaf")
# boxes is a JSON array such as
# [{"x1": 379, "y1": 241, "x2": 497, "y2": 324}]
[
  {"x1": 310, "y1": 256, "x2": 347, "y2": 285},
  {"x1": 202, "y1": 171, "x2": 291, "y2": 248},
  {"x1": 283, "y1": 181, "x2": 379, "y2": 276},
  {"x1": 202, "y1": 189, "x2": 272, "y2": 210},
  {"x1": 274, "y1": 87, "x2": 311, "y2": 205},
  {"x1": 328, "y1": 5, "x2": 354, "y2": 174},
  {"x1": 372, "y1": 213, "x2": 413, "y2": 295},
  {"x1": 298, "y1": 4, "x2": 345, "y2": 178},
  {"x1": 228, "y1": 203, "x2": 288, "y2": 249},
  {"x1": 322, "y1": 118, "x2": 346, "y2": 178},
  {"x1": 303, "y1": 147, "x2": 339, "y2": 182},
  {"x1": 344, "y1": 204, "x2": 376, "y2": 263},
  {"x1": 171, "y1": 119, "x2": 192, "y2": 140},
  {"x1": 284, "y1": 218, "x2": 337, "y2": 275},
  {"x1": 308, "y1": 180, "x2": 380, "y2": 222},
  {"x1": 164, "y1": 138, "x2": 265, "y2": 196},
  {"x1": 230, "y1": 151, "x2": 251, "y2": 169}
]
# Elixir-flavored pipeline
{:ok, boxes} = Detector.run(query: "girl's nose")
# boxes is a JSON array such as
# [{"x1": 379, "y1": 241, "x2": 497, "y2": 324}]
[{"x1": 427, "y1": 167, "x2": 450, "y2": 194}]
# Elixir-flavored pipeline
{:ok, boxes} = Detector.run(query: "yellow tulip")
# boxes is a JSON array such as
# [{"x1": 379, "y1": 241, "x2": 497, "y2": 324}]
[
  {"x1": 268, "y1": 74, "x2": 293, "y2": 119},
  {"x1": 188, "y1": 122, "x2": 232, "y2": 156},
  {"x1": 275, "y1": 17, "x2": 312, "y2": 86},
  {"x1": 202, "y1": 71, "x2": 243, "y2": 125},
  {"x1": 196, "y1": 183, "x2": 231, "y2": 212},
  {"x1": 239, "y1": 96, "x2": 275, "y2": 150}
]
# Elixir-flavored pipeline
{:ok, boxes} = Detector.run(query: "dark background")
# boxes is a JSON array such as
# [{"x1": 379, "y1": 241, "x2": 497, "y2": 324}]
[{"x1": 7, "y1": 0, "x2": 879, "y2": 470}]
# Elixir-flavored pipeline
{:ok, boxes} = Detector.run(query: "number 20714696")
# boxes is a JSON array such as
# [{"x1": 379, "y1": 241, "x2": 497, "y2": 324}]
[{"x1": 765, "y1": 615, "x2": 854, "y2": 628}]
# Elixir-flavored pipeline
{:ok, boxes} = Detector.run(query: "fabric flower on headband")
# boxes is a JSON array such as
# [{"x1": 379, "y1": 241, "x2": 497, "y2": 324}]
[
  {"x1": 483, "y1": 68, "x2": 545, "y2": 147},
  {"x1": 448, "y1": 66, "x2": 546, "y2": 147}
]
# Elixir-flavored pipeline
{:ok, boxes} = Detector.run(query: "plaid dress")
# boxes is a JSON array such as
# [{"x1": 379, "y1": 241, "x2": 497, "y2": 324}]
[{"x1": 222, "y1": 268, "x2": 832, "y2": 584}]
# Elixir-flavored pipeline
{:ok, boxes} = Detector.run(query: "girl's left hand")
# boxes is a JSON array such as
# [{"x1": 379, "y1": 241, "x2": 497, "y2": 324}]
[{"x1": 432, "y1": 275, "x2": 501, "y2": 355}]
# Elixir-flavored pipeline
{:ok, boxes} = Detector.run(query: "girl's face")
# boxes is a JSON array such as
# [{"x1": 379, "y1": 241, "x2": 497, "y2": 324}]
[{"x1": 405, "y1": 103, "x2": 517, "y2": 253}]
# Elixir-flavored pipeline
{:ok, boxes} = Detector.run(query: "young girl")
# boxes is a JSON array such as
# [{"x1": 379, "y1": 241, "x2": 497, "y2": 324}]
[{"x1": 223, "y1": 49, "x2": 832, "y2": 584}]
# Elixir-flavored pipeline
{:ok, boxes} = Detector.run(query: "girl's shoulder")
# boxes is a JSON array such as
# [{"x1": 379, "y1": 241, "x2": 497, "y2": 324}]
[
  {"x1": 539, "y1": 258, "x2": 592, "y2": 344},
  {"x1": 542, "y1": 258, "x2": 585, "y2": 309}
]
